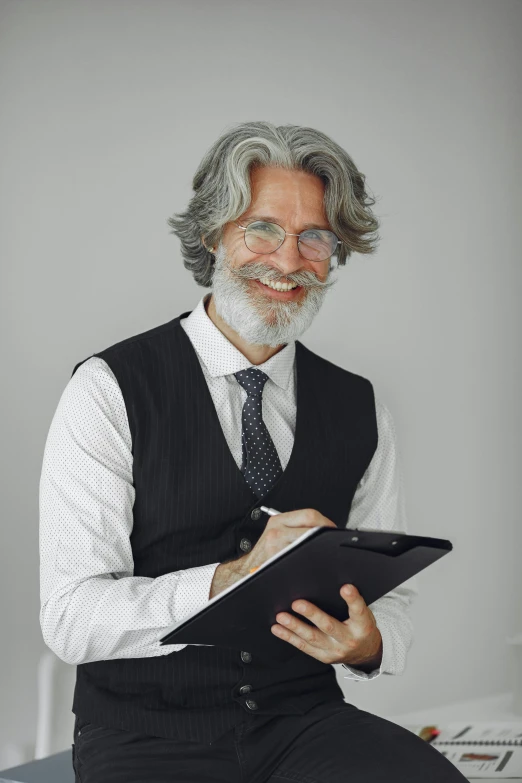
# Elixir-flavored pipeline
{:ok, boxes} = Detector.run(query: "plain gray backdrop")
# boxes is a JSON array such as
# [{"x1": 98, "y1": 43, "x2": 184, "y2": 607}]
[{"x1": 1, "y1": 0, "x2": 521, "y2": 768}]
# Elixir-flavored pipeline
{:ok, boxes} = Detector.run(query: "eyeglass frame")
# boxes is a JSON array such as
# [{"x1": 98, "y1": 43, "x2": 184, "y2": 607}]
[{"x1": 233, "y1": 220, "x2": 341, "y2": 262}]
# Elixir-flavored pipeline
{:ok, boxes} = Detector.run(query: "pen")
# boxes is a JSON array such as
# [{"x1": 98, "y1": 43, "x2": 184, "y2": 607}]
[
  {"x1": 249, "y1": 507, "x2": 282, "y2": 572},
  {"x1": 260, "y1": 505, "x2": 281, "y2": 517}
]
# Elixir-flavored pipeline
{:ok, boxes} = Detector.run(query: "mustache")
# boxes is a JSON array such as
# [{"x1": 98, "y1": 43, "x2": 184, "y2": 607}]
[{"x1": 221, "y1": 257, "x2": 336, "y2": 290}]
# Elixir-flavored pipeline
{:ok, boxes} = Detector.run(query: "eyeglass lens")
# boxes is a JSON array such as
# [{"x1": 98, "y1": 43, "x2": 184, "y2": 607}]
[{"x1": 244, "y1": 221, "x2": 337, "y2": 262}]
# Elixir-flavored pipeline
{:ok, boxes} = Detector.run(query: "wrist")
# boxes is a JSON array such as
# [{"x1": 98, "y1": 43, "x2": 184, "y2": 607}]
[
  {"x1": 343, "y1": 630, "x2": 383, "y2": 672},
  {"x1": 209, "y1": 555, "x2": 251, "y2": 600}
]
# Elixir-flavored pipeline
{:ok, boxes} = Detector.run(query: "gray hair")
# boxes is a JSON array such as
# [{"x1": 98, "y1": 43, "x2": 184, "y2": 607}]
[{"x1": 167, "y1": 121, "x2": 381, "y2": 288}]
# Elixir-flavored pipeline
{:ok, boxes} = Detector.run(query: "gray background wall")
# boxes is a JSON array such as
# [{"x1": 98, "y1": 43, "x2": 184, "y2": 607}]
[{"x1": 1, "y1": 0, "x2": 521, "y2": 768}]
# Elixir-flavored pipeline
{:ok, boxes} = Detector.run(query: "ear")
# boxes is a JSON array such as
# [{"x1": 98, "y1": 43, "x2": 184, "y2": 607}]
[{"x1": 201, "y1": 236, "x2": 215, "y2": 254}]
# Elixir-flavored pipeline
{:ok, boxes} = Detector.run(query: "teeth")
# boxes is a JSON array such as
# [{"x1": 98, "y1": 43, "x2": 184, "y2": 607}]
[{"x1": 259, "y1": 278, "x2": 299, "y2": 291}]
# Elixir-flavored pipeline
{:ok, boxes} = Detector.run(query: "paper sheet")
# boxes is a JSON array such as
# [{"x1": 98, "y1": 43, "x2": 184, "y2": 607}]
[{"x1": 400, "y1": 722, "x2": 522, "y2": 779}]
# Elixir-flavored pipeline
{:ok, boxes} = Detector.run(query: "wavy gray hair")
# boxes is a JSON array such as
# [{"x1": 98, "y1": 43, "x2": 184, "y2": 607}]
[{"x1": 167, "y1": 121, "x2": 381, "y2": 288}]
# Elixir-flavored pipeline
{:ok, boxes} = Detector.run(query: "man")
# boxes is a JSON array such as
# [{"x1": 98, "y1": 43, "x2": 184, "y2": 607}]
[{"x1": 40, "y1": 121, "x2": 466, "y2": 782}]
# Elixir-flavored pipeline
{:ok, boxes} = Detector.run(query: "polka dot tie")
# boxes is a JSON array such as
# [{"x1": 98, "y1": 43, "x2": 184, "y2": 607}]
[{"x1": 234, "y1": 367, "x2": 283, "y2": 498}]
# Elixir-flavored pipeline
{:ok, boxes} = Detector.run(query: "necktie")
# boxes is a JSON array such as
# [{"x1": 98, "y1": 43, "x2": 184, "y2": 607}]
[{"x1": 234, "y1": 367, "x2": 283, "y2": 498}]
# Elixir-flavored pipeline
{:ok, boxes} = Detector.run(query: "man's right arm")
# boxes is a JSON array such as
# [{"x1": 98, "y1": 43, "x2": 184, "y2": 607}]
[{"x1": 39, "y1": 357, "x2": 233, "y2": 665}]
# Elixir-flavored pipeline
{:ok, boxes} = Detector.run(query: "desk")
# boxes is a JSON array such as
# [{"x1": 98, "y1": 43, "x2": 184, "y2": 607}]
[
  {"x1": 0, "y1": 748, "x2": 73, "y2": 783},
  {"x1": 1, "y1": 693, "x2": 519, "y2": 782}
]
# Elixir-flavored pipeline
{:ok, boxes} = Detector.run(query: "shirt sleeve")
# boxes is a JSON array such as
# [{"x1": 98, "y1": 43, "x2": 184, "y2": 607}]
[
  {"x1": 39, "y1": 356, "x2": 220, "y2": 665},
  {"x1": 339, "y1": 397, "x2": 419, "y2": 682}
]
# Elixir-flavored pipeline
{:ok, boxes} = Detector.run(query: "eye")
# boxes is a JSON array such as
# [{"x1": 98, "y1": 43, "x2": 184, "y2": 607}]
[
  {"x1": 254, "y1": 222, "x2": 277, "y2": 233},
  {"x1": 248, "y1": 221, "x2": 283, "y2": 238}
]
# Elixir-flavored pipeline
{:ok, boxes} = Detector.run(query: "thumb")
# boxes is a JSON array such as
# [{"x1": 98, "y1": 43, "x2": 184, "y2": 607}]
[{"x1": 341, "y1": 584, "x2": 356, "y2": 604}]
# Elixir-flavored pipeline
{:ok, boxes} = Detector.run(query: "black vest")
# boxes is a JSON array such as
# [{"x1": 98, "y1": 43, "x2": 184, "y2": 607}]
[{"x1": 71, "y1": 308, "x2": 378, "y2": 745}]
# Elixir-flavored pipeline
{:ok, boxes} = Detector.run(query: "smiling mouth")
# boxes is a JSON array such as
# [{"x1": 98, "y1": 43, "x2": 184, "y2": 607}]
[{"x1": 252, "y1": 279, "x2": 303, "y2": 298}]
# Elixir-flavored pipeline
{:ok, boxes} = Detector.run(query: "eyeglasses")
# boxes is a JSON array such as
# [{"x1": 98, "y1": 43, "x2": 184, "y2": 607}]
[{"x1": 234, "y1": 220, "x2": 340, "y2": 262}]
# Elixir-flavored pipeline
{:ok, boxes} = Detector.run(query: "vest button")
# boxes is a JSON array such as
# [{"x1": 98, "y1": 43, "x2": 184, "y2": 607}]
[
  {"x1": 250, "y1": 508, "x2": 262, "y2": 521},
  {"x1": 240, "y1": 651, "x2": 252, "y2": 663},
  {"x1": 239, "y1": 684, "x2": 252, "y2": 694},
  {"x1": 239, "y1": 538, "x2": 252, "y2": 552},
  {"x1": 246, "y1": 699, "x2": 258, "y2": 711}
]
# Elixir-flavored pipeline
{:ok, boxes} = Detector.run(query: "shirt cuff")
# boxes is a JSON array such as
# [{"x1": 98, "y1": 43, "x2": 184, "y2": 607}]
[
  {"x1": 340, "y1": 621, "x2": 393, "y2": 681},
  {"x1": 174, "y1": 562, "x2": 220, "y2": 621}
]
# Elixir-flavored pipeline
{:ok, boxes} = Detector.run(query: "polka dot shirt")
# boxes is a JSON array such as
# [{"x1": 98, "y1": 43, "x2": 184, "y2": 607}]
[{"x1": 39, "y1": 293, "x2": 419, "y2": 682}]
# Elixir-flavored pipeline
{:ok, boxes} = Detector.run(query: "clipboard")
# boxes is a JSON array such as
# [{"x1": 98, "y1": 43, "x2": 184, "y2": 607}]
[{"x1": 159, "y1": 526, "x2": 452, "y2": 662}]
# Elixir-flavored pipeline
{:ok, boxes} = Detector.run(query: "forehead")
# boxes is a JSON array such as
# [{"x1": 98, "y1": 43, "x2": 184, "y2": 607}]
[{"x1": 246, "y1": 166, "x2": 328, "y2": 224}]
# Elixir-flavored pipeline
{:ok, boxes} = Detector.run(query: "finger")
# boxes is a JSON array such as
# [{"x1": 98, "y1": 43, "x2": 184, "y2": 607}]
[
  {"x1": 341, "y1": 585, "x2": 367, "y2": 620},
  {"x1": 271, "y1": 620, "x2": 329, "y2": 661},
  {"x1": 289, "y1": 600, "x2": 346, "y2": 644},
  {"x1": 274, "y1": 610, "x2": 324, "y2": 647},
  {"x1": 341, "y1": 586, "x2": 379, "y2": 642},
  {"x1": 341, "y1": 586, "x2": 375, "y2": 635}
]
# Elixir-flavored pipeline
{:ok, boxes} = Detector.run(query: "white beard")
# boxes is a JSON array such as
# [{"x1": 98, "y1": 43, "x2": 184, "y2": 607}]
[{"x1": 209, "y1": 242, "x2": 339, "y2": 348}]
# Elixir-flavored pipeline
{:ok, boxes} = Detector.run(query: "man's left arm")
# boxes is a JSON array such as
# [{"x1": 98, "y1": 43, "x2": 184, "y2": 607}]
[{"x1": 340, "y1": 397, "x2": 419, "y2": 682}]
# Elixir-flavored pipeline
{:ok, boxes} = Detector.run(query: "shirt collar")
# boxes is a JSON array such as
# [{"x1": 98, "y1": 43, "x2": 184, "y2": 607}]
[{"x1": 181, "y1": 293, "x2": 296, "y2": 392}]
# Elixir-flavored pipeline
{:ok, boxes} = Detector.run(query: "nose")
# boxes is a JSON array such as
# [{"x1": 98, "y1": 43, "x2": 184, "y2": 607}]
[{"x1": 264, "y1": 235, "x2": 308, "y2": 280}]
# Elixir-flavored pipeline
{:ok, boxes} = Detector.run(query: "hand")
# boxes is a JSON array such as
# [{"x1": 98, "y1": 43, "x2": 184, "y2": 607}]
[
  {"x1": 270, "y1": 584, "x2": 383, "y2": 669},
  {"x1": 213, "y1": 510, "x2": 337, "y2": 601},
  {"x1": 244, "y1": 508, "x2": 337, "y2": 574}
]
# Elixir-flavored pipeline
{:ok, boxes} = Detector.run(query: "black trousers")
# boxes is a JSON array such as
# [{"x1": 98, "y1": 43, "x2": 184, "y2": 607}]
[{"x1": 72, "y1": 701, "x2": 468, "y2": 783}]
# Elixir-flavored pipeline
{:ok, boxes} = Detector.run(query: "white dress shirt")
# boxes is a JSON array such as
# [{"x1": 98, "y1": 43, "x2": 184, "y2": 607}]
[{"x1": 39, "y1": 292, "x2": 419, "y2": 682}]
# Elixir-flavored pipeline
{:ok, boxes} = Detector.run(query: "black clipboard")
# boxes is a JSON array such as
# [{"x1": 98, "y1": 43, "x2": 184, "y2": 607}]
[{"x1": 159, "y1": 526, "x2": 452, "y2": 662}]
